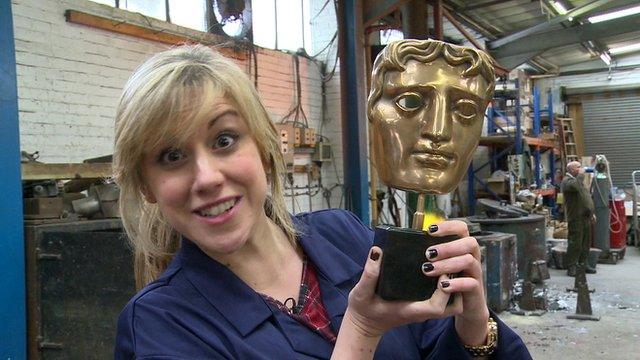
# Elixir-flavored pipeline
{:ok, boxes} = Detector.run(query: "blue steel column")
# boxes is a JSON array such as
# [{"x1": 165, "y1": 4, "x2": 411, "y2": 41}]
[
  {"x1": 337, "y1": 0, "x2": 370, "y2": 223},
  {"x1": 548, "y1": 90, "x2": 556, "y2": 208},
  {"x1": 533, "y1": 86, "x2": 541, "y2": 188},
  {"x1": 467, "y1": 165, "x2": 475, "y2": 215},
  {"x1": 0, "y1": 0, "x2": 26, "y2": 357},
  {"x1": 515, "y1": 81, "x2": 522, "y2": 155}
]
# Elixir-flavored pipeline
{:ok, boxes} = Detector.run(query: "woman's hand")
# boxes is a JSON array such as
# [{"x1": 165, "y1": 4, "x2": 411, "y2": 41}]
[
  {"x1": 425, "y1": 220, "x2": 490, "y2": 346},
  {"x1": 333, "y1": 220, "x2": 489, "y2": 359}
]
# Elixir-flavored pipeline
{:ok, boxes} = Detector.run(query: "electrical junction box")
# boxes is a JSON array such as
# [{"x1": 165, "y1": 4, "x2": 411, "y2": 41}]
[
  {"x1": 293, "y1": 128, "x2": 303, "y2": 147},
  {"x1": 313, "y1": 141, "x2": 332, "y2": 162},
  {"x1": 294, "y1": 127, "x2": 316, "y2": 147},
  {"x1": 274, "y1": 123, "x2": 294, "y2": 165},
  {"x1": 304, "y1": 128, "x2": 316, "y2": 147}
]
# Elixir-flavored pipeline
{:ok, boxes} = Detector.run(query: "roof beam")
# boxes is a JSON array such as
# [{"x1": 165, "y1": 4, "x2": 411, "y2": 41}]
[
  {"x1": 364, "y1": 0, "x2": 411, "y2": 27},
  {"x1": 491, "y1": 13, "x2": 640, "y2": 64},
  {"x1": 497, "y1": 50, "x2": 545, "y2": 69},
  {"x1": 489, "y1": 0, "x2": 613, "y2": 49},
  {"x1": 461, "y1": 0, "x2": 513, "y2": 11}
]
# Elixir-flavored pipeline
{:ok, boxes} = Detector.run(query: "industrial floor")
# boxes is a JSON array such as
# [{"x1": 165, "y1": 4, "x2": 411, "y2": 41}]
[{"x1": 500, "y1": 246, "x2": 640, "y2": 359}]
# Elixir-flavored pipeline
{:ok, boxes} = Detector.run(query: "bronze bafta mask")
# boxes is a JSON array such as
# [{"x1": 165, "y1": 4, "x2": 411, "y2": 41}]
[{"x1": 368, "y1": 39, "x2": 496, "y2": 194}]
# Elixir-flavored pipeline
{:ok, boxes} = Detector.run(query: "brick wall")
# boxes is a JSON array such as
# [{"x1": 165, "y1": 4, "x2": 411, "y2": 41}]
[{"x1": 12, "y1": 0, "x2": 337, "y2": 213}]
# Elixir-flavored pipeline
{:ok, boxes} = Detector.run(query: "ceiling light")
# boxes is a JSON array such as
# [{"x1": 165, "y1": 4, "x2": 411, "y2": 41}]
[
  {"x1": 588, "y1": 5, "x2": 640, "y2": 23},
  {"x1": 551, "y1": 1, "x2": 568, "y2": 15},
  {"x1": 600, "y1": 52, "x2": 611, "y2": 66},
  {"x1": 608, "y1": 42, "x2": 640, "y2": 55}
]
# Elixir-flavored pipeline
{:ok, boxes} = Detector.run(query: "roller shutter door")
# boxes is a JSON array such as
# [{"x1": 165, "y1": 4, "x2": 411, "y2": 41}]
[{"x1": 582, "y1": 90, "x2": 640, "y2": 187}]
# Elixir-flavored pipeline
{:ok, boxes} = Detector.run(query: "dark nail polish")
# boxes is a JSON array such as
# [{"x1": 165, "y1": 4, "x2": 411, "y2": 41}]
[
  {"x1": 441, "y1": 281, "x2": 450, "y2": 288},
  {"x1": 422, "y1": 262, "x2": 434, "y2": 273},
  {"x1": 370, "y1": 250, "x2": 380, "y2": 261},
  {"x1": 427, "y1": 249, "x2": 438, "y2": 259},
  {"x1": 428, "y1": 224, "x2": 439, "y2": 233}
]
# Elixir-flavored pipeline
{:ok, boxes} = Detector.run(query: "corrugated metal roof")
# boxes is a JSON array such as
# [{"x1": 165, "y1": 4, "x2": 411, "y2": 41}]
[{"x1": 440, "y1": 0, "x2": 640, "y2": 74}]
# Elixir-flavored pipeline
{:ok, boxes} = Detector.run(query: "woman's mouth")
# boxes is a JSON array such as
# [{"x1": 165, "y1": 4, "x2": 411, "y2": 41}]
[{"x1": 196, "y1": 198, "x2": 239, "y2": 218}]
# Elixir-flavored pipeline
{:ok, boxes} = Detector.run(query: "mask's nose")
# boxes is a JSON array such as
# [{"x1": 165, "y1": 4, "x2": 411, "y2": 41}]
[{"x1": 420, "y1": 93, "x2": 451, "y2": 145}]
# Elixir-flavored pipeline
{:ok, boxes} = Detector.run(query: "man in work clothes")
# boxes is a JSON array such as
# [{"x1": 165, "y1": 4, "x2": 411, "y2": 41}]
[{"x1": 561, "y1": 161, "x2": 597, "y2": 277}]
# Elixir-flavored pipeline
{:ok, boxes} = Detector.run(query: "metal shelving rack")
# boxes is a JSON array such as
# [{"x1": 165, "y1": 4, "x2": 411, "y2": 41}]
[{"x1": 467, "y1": 83, "x2": 556, "y2": 215}]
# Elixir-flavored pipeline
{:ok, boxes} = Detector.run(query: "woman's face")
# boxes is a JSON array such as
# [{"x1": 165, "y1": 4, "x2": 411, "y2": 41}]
[{"x1": 140, "y1": 98, "x2": 270, "y2": 257}]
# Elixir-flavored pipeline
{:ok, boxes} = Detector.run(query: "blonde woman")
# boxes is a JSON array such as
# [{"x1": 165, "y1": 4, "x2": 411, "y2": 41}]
[{"x1": 113, "y1": 45, "x2": 530, "y2": 359}]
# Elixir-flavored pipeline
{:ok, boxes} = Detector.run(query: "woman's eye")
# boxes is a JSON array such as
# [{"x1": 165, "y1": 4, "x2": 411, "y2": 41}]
[
  {"x1": 454, "y1": 99, "x2": 478, "y2": 124},
  {"x1": 215, "y1": 133, "x2": 238, "y2": 149},
  {"x1": 395, "y1": 92, "x2": 424, "y2": 112},
  {"x1": 158, "y1": 148, "x2": 185, "y2": 164}
]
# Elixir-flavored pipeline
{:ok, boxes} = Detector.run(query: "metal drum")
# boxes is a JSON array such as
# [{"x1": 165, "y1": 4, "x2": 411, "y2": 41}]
[
  {"x1": 474, "y1": 231, "x2": 517, "y2": 312},
  {"x1": 469, "y1": 214, "x2": 546, "y2": 282}
]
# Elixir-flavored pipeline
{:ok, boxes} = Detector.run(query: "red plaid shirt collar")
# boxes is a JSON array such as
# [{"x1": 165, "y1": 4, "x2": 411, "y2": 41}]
[{"x1": 261, "y1": 259, "x2": 337, "y2": 344}]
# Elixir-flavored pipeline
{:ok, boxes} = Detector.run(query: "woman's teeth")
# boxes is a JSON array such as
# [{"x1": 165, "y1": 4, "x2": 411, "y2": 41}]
[{"x1": 199, "y1": 199, "x2": 236, "y2": 217}]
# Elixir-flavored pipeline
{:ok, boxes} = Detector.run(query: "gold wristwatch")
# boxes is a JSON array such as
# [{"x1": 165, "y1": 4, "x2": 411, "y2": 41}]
[{"x1": 463, "y1": 317, "x2": 498, "y2": 357}]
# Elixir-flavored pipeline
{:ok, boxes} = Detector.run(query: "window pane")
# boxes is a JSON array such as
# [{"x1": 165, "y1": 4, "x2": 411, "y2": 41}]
[
  {"x1": 212, "y1": 2, "x2": 245, "y2": 37},
  {"x1": 123, "y1": 0, "x2": 166, "y2": 21},
  {"x1": 169, "y1": 0, "x2": 206, "y2": 32},
  {"x1": 88, "y1": 0, "x2": 116, "y2": 6},
  {"x1": 276, "y1": 0, "x2": 303, "y2": 51},
  {"x1": 302, "y1": 0, "x2": 311, "y2": 52},
  {"x1": 380, "y1": 29, "x2": 404, "y2": 45},
  {"x1": 253, "y1": 0, "x2": 276, "y2": 48}
]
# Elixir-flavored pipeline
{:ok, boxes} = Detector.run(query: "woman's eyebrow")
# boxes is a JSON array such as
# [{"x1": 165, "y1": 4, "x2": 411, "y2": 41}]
[{"x1": 208, "y1": 109, "x2": 238, "y2": 129}]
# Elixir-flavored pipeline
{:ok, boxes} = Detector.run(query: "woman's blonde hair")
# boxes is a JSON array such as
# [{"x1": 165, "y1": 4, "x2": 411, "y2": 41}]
[{"x1": 113, "y1": 44, "x2": 296, "y2": 288}]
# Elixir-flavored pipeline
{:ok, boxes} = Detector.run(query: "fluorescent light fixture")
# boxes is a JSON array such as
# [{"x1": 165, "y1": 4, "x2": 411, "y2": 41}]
[
  {"x1": 588, "y1": 5, "x2": 640, "y2": 23},
  {"x1": 609, "y1": 42, "x2": 640, "y2": 55},
  {"x1": 551, "y1": 1, "x2": 568, "y2": 15},
  {"x1": 600, "y1": 52, "x2": 611, "y2": 66}
]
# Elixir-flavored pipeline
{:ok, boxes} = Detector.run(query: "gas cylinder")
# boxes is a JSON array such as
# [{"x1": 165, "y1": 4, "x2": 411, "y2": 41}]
[{"x1": 609, "y1": 199, "x2": 627, "y2": 249}]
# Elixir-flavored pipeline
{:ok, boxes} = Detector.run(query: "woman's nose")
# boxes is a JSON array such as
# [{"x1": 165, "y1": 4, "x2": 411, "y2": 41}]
[{"x1": 192, "y1": 152, "x2": 224, "y2": 193}]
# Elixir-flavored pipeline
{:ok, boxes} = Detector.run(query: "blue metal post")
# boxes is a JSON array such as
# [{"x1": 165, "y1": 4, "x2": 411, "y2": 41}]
[
  {"x1": 337, "y1": 0, "x2": 369, "y2": 223},
  {"x1": 515, "y1": 86, "x2": 522, "y2": 154},
  {"x1": 548, "y1": 90, "x2": 556, "y2": 209},
  {"x1": 532, "y1": 86, "x2": 541, "y2": 187},
  {"x1": 0, "y1": 0, "x2": 26, "y2": 357},
  {"x1": 533, "y1": 86, "x2": 541, "y2": 137},
  {"x1": 487, "y1": 105, "x2": 494, "y2": 135},
  {"x1": 467, "y1": 165, "x2": 475, "y2": 215}
]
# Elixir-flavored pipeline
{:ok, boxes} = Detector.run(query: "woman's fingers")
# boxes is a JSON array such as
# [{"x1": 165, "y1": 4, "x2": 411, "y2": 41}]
[
  {"x1": 428, "y1": 220, "x2": 469, "y2": 238},
  {"x1": 400, "y1": 274, "x2": 455, "y2": 320},
  {"x1": 425, "y1": 236, "x2": 481, "y2": 262},
  {"x1": 439, "y1": 277, "x2": 483, "y2": 295},
  {"x1": 421, "y1": 252, "x2": 482, "y2": 279},
  {"x1": 351, "y1": 246, "x2": 383, "y2": 301}
]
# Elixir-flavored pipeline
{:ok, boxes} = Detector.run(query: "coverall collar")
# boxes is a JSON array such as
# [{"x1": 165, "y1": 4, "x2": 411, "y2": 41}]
[{"x1": 174, "y1": 216, "x2": 362, "y2": 338}]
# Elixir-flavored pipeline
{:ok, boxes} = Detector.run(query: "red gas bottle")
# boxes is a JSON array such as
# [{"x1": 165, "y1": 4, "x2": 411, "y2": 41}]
[{"x1": 609, "y1": 199, "x2": 627, "y2": 249}]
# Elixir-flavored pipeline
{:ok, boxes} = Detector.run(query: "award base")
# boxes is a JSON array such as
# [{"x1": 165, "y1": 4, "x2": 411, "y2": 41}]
[{"x1": 374, "y1": 225, "x2": 458, "y2": 301}]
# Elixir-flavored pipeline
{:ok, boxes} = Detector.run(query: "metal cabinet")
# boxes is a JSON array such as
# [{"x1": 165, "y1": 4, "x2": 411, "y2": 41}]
[{"x1": 25, "y1": 219, "x2": 135, "y2": 359}]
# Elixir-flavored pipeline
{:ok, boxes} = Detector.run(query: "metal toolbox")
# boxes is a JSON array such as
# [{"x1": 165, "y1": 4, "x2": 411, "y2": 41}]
[
  {"x1": 475, "y1": 231, "x2": 518, "y2": 312},
  {"x1": 25, "y1": 219, "x2": 135, "y2": 359}
]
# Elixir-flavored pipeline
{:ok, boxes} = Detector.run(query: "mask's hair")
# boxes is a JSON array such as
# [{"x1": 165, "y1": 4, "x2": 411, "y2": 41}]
[
  {"x1": 112, "y1": 44, "x2": 296, "y2": 289},
  {"x1": 368, "y1": 39, "x2": 496, "y2": 119}
]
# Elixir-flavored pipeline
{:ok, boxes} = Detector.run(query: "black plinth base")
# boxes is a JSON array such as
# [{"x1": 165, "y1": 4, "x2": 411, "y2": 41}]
[
  {"x1": 567, "y1": 314, "x2": 600, "y2": 321},
  {"x1": 374, "y1": 225, "x2": 458, "y2": 301}
]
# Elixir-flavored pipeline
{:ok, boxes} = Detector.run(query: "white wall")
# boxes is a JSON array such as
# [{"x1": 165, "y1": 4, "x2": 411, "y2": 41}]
[
  {"x1": 12, "y1": 0, "x2": 336, "y2": 214},
  {"x1": 13, "y1": 0, "x2": 170, "y2": 162},
  {"x1": 309, "y1": 0, "x2": 345, "y2": 211}
]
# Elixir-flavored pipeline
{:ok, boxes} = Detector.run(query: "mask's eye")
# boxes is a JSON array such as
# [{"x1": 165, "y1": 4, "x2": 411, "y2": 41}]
[
  {"x1": 394, "y1": 92, "x2": 424, "y2": 112},
  {"x1": 215, "y1": 133, "x2": 238, "y2": 149},
  {"x1": 158, "y1": 147, "x2": 186, "y2": 164},
  {"x1": 453, "y1": 99, "x2": 479, "y2": 125}
]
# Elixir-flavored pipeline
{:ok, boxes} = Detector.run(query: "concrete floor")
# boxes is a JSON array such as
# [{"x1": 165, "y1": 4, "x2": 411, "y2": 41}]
[{"x1": 500, "y1": 246, "x2": 640, "y2": 359}]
